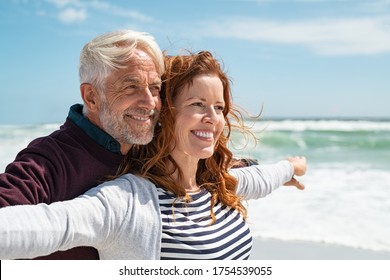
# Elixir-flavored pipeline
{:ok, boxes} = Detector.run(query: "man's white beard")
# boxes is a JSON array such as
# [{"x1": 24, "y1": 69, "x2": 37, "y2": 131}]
[{"x1": 99, "y1": 101, "x2": 158, "y2": 145}]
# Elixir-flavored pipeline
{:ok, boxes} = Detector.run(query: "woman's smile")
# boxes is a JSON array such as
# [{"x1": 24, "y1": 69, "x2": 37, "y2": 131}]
[{"x1": 191, "y1": 130, "x2": 215, "y2": 142}]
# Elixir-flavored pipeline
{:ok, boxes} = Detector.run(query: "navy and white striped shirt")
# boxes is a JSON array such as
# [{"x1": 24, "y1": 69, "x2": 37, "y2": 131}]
[{"x1": 157, "y1": 187, "x2": 252, "y2": 260}]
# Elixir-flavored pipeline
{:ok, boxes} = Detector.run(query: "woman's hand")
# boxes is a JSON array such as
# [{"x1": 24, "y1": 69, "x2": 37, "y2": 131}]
[{"x1": 284, "y1": 156, "x2": 307, "y2": 190}]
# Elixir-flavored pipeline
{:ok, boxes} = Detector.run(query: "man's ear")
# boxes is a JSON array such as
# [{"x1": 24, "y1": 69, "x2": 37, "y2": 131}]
[{"x1": 80, "y1": 83, "x2": 100, "y2": 113}]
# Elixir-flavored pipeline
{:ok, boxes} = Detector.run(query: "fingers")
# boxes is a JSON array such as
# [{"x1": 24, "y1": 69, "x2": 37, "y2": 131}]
[
  {"x1": 284, "y1": 177, "x2": 305, "y2": 190},
  {"x1": 294, "y1": 178, "x2": 305, "y2": 190}
]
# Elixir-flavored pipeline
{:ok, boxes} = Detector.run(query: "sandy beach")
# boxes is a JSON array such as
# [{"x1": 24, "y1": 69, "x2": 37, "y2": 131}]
[{"x1": 250, "y1": 237, "x2": 390, "y2": 260}]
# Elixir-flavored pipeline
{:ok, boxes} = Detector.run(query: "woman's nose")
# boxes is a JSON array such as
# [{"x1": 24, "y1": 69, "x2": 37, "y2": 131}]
[{"x1": 203, "y1": 107, "x2": 218, "y2": 124}]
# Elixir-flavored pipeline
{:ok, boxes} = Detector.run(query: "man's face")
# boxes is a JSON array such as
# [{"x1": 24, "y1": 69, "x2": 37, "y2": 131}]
[{"x1": 98, "y1": 49, "x2": 162, "y2": 153}]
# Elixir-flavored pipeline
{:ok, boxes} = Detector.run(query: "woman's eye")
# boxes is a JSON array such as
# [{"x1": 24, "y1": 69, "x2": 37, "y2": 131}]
[
  {"x1": 215, "y1": 105, "x2": 225, "y2": 111},
  {"x1": 191, "y1": 102, "x2": 204, "y2": 107}
]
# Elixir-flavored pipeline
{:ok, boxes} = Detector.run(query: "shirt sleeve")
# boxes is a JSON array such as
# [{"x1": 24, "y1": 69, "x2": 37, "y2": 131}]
[
  {"x1": 0, "y1": 147, "x2": 58, "y2": 206},
  {"x1": 0, "y1": 181, "x2": 128, "y2": 260},
  {"x1": 230, "y1": 160, "x2": 294, "y2": 200}
]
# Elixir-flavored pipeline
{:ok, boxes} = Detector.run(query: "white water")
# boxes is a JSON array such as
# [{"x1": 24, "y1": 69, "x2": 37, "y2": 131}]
[{"x1": 247, "y1": 165, "x2": 390, "y2": 252}]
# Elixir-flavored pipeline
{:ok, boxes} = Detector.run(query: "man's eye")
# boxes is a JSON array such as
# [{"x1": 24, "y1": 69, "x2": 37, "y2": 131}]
[
  {"x1": 127, "y1": 84, "x2": 138, "y2": 89},
  {"x1": 150, "y1": 85, "x2": 161, "y2": 92}
]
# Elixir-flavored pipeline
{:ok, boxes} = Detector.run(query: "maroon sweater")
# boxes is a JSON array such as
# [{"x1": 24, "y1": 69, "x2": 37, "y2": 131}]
[{"x1": 0, "y1": 105, "x2": 124, "y2": 259}]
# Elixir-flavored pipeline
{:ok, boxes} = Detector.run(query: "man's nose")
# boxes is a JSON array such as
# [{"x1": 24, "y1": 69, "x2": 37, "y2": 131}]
[{"x1": 138, "y1": 87, "x2": 157, "y2": 110}]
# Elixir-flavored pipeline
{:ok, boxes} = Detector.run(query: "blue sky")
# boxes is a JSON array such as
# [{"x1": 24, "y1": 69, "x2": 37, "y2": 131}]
[{"x1": 1, "y1": 0, "x2": 390, "y2": 124}]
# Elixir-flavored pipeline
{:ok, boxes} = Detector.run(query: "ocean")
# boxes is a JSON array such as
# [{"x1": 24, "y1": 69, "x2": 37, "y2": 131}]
[
  {"x1": 1, "y1": 119, "x2": 389, "y2": 254},
  {"x1": 231, "y1": 118, "x2": 390, "y2": 254}
]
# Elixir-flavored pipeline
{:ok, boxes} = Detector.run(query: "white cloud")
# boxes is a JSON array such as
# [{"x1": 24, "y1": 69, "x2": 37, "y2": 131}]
[
  {"x1": 58, "y1": 7, "x2": 86, "y2": 23},
  {"x1": 88, "y1": 1, "x2": 153, "y2": 22},
  {"x1": 45, "y1": 0, "x2": 153, "y2": 23},
  {"x1": 198, "y1": 16, "x2": 390, "y2": 55},
  {"x1": 47, "y1": 0, "x2": 81, "y2": 8}
]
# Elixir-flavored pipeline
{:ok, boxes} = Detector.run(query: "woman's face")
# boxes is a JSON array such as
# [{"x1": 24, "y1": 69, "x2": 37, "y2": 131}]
[{"x1": 171, "y1": 74, "x2": 226, "y2": 163}]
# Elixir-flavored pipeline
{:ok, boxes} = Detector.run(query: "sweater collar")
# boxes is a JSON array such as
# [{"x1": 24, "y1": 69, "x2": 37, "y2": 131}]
[{"x1": 68, "y1": 104, "x2": 122, "y2": 155}]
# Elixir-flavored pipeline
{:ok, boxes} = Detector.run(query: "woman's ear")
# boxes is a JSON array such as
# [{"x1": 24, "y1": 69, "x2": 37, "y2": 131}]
[{"x1": 80, "y1": 83, "x2": 100, "y2": 113}]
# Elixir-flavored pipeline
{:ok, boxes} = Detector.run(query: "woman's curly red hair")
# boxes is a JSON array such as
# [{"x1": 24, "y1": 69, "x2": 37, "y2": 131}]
[{"x1": 117, "y1": 51, "x2": 248, "y2": 223}]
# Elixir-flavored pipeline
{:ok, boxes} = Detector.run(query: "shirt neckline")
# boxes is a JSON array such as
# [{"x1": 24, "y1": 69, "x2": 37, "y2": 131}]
[{"x1": 67, "y1": 104, "x2": 122, "y2": 154}]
